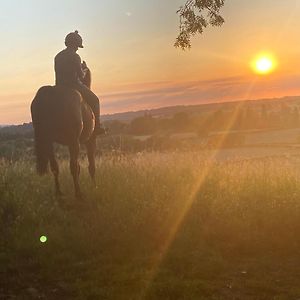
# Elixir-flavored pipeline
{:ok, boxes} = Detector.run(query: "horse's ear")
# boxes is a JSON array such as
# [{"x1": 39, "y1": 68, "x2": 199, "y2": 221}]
[{"x1": 82, "y1": 61, "x2": 87, "y2": 69}]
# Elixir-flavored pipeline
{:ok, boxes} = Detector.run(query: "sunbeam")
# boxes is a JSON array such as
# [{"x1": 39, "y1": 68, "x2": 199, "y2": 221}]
[{"x1": 141, "y1": 77, "x2": 258, "y2": 298}]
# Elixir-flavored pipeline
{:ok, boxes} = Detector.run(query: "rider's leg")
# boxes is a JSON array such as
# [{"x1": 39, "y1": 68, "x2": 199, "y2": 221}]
[{"x1": 76, "y1": 85, "x2": 102, "y2": 133}]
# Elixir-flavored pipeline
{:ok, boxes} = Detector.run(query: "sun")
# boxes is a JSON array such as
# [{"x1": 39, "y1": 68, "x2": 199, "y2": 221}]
[{"x1": 251, "y1": 54, "x2": 277, "y2": 75}]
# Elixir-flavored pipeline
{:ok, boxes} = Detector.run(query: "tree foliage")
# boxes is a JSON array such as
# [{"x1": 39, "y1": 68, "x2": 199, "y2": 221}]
[{"x1": 175, "y1": 0, "x2": 226, "y2": 50}]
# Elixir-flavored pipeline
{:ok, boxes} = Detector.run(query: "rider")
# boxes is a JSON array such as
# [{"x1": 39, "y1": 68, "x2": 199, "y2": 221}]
[{"x1": 54, "y1": 30, "x2": 102, "y2": 134}]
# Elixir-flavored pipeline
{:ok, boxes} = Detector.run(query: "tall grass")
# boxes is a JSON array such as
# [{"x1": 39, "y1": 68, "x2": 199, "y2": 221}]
[{"x1": 1, "y1": 153, "x2": 300, "y2": 299}]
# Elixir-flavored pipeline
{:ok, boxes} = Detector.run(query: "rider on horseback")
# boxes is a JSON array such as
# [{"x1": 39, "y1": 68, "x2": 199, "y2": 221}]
[{"x1": 55, "y1": 30, "x2": 102, "y2": 134}]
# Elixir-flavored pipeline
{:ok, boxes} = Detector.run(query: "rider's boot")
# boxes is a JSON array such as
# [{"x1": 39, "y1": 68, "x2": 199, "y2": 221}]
[{"x1": 94, "y1": 115, "x2": 106, "y2": 135}]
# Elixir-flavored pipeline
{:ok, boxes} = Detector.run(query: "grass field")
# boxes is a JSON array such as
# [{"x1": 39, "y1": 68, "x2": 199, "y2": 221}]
[{"x1": 1, "y1": 152, "x2": 300, "y2": 299}]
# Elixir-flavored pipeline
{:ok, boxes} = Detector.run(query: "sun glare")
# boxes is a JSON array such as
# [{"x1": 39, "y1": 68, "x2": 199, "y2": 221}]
[{"x1": 251, "y1": 54, "x2": 277, "y2": 75}]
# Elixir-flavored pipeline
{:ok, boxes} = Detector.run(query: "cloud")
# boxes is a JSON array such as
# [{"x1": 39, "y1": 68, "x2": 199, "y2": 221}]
[
  {"x1": 2, "y1": 74, "x2": 300, "y2": 124},
  {"x1": 99, "y1": 74, "x2": 300, "y2": 114},
  {"x1": 125, "y1": 11, "x2": 132, "y2": 17}
]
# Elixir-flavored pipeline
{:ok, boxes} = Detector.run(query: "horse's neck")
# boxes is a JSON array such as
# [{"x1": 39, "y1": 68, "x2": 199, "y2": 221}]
[{"x1": 82, "y1": 69, "x2": 91, "y2": 89}]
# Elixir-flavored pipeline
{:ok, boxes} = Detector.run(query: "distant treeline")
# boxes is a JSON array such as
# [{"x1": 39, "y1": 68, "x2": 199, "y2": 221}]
[
  {"x1": 1, "y1": 101, "x2": 300, "y2": 159},
  {"x1": 105, "y1": 103, "x2": 300, "y2": 136}
]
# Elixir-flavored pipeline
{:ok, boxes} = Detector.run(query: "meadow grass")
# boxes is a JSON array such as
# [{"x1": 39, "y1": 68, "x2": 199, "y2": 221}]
[{"x1": 1, "y1": 152, "x2": 300, "y2": 299}]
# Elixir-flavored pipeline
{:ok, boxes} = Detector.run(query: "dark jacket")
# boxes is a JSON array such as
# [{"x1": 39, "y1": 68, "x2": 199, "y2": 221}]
[{"x1": 54, "y1": 48, "x2": 85, "y2": 87}]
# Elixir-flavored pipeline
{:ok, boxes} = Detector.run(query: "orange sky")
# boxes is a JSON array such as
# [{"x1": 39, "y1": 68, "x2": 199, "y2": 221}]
[{"x1": 1, "y1": 0, "x2": 300, "y2": 124}]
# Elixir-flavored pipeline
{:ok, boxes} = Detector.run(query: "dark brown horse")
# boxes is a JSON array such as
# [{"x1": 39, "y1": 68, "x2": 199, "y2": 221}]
[{"x1": 31, "y1": 66, "x2": 96, "y2": 199}]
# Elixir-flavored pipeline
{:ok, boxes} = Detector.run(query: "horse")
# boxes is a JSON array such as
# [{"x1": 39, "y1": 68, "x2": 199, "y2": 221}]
[{"x1": 30, "y1": 64, "x2": 97, "y2": 199}]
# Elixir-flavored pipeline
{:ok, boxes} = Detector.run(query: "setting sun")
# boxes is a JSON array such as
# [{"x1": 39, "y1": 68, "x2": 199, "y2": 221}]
[{"x1": 251, "y1": 54, "x2": 277, "y2": 75}]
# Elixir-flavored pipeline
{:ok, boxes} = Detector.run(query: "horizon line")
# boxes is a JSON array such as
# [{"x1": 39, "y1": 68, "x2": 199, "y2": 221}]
[{"x1": 2, "y1": 94, "x2": 300, "y2": 127}]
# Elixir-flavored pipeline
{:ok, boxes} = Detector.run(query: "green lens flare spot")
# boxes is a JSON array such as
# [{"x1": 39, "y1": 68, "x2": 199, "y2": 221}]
[{"x1": 40, "y1": 236, "x2": 47, "y2": 243}]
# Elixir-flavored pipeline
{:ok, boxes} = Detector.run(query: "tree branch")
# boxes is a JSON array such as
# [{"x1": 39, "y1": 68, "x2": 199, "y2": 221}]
[{"x1": 175, "y1": 0, "x2": 226, "y2": 50}]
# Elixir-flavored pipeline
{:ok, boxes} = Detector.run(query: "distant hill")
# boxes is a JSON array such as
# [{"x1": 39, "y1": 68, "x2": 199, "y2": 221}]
[
  {"x1": 102, "y1": 95, "x2": 300, "y2": 122},
  {"x1": 2, "y1": 95, "x2": 300, "y2": 136},
  {"x1": 0, "y1": 123, "x2": 33, "y2": 140}
]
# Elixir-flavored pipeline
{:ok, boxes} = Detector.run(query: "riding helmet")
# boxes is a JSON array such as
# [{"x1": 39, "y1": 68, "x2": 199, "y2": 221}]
[{"x1": 65, "y1": 30, "x2": 84, "y2": 48}]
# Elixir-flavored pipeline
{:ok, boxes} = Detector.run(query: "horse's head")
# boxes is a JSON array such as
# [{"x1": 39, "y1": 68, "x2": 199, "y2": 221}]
[
  {"x1": 81, "y1": 61, "x2": 91, "y2": 89},
  {"x1": 82, "y1": 60, "x2": 88, "y2": 71}
]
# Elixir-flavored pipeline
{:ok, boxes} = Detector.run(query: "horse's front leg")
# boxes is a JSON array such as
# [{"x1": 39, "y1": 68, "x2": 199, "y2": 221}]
[{"x1": 69, "y1": 141, "x2": 82, "y2": 199}]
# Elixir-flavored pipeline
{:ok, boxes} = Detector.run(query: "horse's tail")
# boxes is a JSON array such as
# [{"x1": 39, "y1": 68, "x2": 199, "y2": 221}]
[
  {"x1": 31, "y1": 86, "x2": 53, "y2": 175},
  {"x1": 33, "y1": 126, "x2": 52, "y2": 175}
]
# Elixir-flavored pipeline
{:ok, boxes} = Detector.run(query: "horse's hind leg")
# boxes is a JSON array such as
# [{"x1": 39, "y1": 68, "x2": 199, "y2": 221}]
[
  {"x1": 49, "y1": 145, "x2": 63, "y2": 197},
  {"x1": 69, "y1": 141, "x2": 82, "y2": 199},
  {"x1": 86, "y1": 136, "x2": 96, "y2": 184}
]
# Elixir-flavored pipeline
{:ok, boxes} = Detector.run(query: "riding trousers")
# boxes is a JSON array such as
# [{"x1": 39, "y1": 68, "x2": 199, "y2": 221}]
[{"x1": 75, "y1": 84, "x2": 100, "y2": 118}]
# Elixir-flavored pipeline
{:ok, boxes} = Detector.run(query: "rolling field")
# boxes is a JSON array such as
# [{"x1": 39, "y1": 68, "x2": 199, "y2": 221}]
[{"x1": 1, "y1": 152, "x2": 300, "y2": 299}]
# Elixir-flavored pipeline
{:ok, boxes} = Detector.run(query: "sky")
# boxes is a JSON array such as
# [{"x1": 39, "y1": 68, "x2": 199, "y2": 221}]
[{"x1": 1, "y1": 0, "x2": 300, "y2": 124}]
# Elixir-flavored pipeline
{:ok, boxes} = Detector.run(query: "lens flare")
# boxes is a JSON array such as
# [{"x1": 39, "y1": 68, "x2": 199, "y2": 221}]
[{"x1": 40, "y1": 236, "x2": 47, "y2": 243}]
